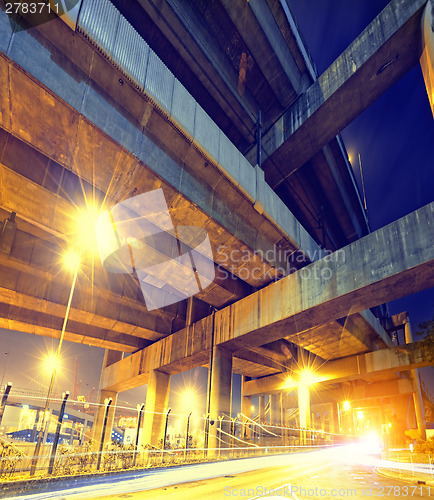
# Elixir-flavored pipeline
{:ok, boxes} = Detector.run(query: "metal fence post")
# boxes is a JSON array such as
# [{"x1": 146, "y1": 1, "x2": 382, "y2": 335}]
[
  {"x1": 97, "y1": 397, "x2": 112, "y2": 470},
  {"x1": 162, "y1": 408, "x2": 171, "y2": 462},
  {"x1": 0, "y1": 383, "x2": 12, "y2": 426},
  {"x1": 185, "y1": 412, "x2": 192, "y2": 461},
  {"x1": 134, "y1": 403, "x2": 144, "y2": 467},
  {"x1": 48, "y1": 392, "x2": 69, "y2": 474}
]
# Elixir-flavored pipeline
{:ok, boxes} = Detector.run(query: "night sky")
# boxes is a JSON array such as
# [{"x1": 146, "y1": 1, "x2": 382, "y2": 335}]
[{"x1": 0, "y1": 0, "x2": 433, "y2": 413}]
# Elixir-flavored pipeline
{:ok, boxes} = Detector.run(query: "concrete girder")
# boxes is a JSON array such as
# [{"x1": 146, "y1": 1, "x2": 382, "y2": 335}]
[
  {"x1": 287, "y1": 310, "x2": 393, "y2": 361},
  {"x1": 282, "y1": 378, "x2": 416, "y2": 409},
  {"x1": 421, "y1": 0, "x2": 434, "y2": 115},
  {"x1": 100, "y1": 202, "x2": 434, "y2": 391},
  {"x1": 213, "y1": 201, "x2": 434, "y2": 350},
  {"x1": 0, "y1": 311, "x2": 145, "y2": 352},
  {"x1": 219, "y1": 0, "x2": 301, "y2": 108},
  {"x1": 0, "y1": 227, "x2": 193, "y2": 341},
  {"x1": 2, "y1": 18, "x2": 322, "y2": 278},
  {"x1": 0, "y1": 163, "x2": 251, "y2": 310},
  {"x1": 0, "y1": 50, "x2": 311, "y2": 290},
  {"x1": 247, "y1": 0, "x2": 427, "y2": 187},
  {"x1": 232, "y1": 347, "x2": 285, "y2": 374},
  {"x1": 129, "y1": 0, "x2": 258, "y2": 144},
  {"x1": 243, "y1": 338, "x2": 434, "y2": 397}
]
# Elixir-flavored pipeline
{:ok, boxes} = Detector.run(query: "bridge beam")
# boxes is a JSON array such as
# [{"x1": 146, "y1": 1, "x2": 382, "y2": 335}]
[
  {"x1": 281, "y1": 378, "x2": 416, "y2": 408},
  {"x1": 243, "y1": 338, "x2": 434, "y2": 397},
  {"x1": 246, "y1": 0, "x2": 427, "y2": 187},
  {"x1": 101, "y1": 202, "x2": 434, "y2": 392}
]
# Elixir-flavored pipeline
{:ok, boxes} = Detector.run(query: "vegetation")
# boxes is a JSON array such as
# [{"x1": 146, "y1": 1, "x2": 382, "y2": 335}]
[
  {"x1": 0, "y1": 439, "x2": 24, "y2": 478},
  {"x1": 415, "y1": 310, "x2": 434, "y2": 340},
  {"x1": 414, "y1": 435, "x2": 434, "y2": 455}
]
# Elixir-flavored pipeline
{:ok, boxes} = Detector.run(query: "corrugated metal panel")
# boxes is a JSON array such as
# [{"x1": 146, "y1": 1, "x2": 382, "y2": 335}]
[
  {"x1": 77, "y1": 0, "x2": 148, "y2": 91},
  {"x1": 112, "y1": 17, "x2": 149, "y2": 91},
  {"x1": 145, "y1": 51, "x2": 174, "y2": 115},
  {"x1": 78, "y1": 0, "x2": 119, "y2": 60}
]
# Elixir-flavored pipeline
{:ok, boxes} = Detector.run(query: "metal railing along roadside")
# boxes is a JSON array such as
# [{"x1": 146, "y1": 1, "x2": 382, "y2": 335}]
[{"x1": 0, "y1": 385, "x2": 340, "y2": 481}]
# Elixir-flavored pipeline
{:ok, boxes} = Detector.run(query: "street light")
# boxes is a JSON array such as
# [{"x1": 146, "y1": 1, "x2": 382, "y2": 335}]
[{"x1": 30, "y1": 250, "x2": 81, "y2": 475}]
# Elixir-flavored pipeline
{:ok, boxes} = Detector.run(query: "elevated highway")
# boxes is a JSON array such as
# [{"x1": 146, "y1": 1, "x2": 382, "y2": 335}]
[{"x1": 0, "y1": 0, "x2": 432, "y2": 453}]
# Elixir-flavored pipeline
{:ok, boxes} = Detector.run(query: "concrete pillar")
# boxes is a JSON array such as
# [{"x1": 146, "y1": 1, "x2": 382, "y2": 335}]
[
  {"x1": 92, "y1": 350, "x2": 122, "y2": 448},
  {"x1": 259, "y1": 396, "x2": 266, "y2": 424},
  {"x1": 404, "y1": 320, "x2": 427, "y2": 440},
  {"x1": 241, "y1": 376, "x2": 251, "y2": 439},
  {"x1": 298, "y1": 385, "x2": 311, "y2": 446},
  {"x1": 327, "y1": 403, "x2": 336, "y2": 435},
  {"x1": 270, "y1": 393, "x2": 281, "y2": 427},
  {"x1": 258, "y1": 396, "x2": 266, "y2": 444},
  {"x1": 208, "y1": 346, "x2": 232, "y2": 451},
  {"x1": 421, "y1": 0, "x2": 434, "y2": 117},
  {"x1": 142, "y1": 369, "x2": 170, "y2": 447}
]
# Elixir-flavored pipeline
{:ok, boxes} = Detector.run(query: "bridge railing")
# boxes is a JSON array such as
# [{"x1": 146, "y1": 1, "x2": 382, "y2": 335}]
[{"x1": 0, "y1": 386, "x2": 343, "y2": 481}]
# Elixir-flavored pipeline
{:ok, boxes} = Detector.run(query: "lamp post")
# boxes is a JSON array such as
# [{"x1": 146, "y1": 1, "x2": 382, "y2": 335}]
[
  {"x1": 185, "y1": 411, "x2": 192, "y2": 460},
  {"x1": 30, "y1": 251, "x2": 81, "y2": 476}
]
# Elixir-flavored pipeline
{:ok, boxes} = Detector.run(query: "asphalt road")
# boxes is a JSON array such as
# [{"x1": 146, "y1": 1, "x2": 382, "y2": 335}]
[{"x1": 8, "y1": 445, "x2": 432, "y2": 499}]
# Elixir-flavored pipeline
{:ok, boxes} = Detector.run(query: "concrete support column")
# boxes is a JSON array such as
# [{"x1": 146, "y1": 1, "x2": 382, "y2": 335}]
[
  {"x1": 270, "y1": 393, "x2": 281, "y2": 427},
  {"x1": 327, "y1": 403, "x2": 336, "y2": 435},
  {"x1": 298, "y1": 385, "x2": 311, "y2": 446},
  {"x1": 259, "y1": 396, "x2": 266, "y2": 424},
  {"x1": 405, "y1": 320, "x2": 427, "y2": 440},
  {"x1": 208, "y1": 346, "x2": 232, "y2": 451},
  {"x1": 241, "y1": 376, "x2": 251, "y2": 440},
  {"x1": 92, "y1": 350, "x2": 122, "y2": 448},
  {"x1": 258, "y1": 396, "x2": 266, "y2": 444},
  {"x1": 421, "y1": 0, "x2": 434, "y2": 116},
  {"x1": 142, "y1": 369, "x2": 170, "y2": 447}
]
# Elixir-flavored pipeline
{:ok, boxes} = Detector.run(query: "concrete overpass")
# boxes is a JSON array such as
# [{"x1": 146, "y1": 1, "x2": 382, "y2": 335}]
[{"x1": 0, "y1": 0, "x2": 433, "y2": 454}]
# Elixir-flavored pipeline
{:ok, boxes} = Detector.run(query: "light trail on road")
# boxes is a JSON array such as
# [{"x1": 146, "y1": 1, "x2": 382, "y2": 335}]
[{"x1": 6, "y1": 443, "x2": 432, "y2": 499}]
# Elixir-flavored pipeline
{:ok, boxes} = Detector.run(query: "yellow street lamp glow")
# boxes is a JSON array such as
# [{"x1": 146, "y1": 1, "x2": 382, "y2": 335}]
[
  {"x1": 63, "y1": 249, "x2": 81, "y2": 272},
  {"x1": 357, "y1": 410, "x2": 364, "y2": 421},
  {"x1": 71, "y1": 204, "x2": 102, "y2": 253},
  {"x1": 299, "y1": 369, "x2": 319, "y2": 387},
  {"x1": 181, "y1": 388, "x2": 197, "y2": 409},
  {"x1": 43, "y1": 352, "x2": 60, "y2": 374},
  {"x1": 250, "y1": 405, "x2": 255, "y2": 412},
  {"x1": 283, "y1": 376, "x2": 295, "y2": 389},
  {"x1": 343, "y1": 400, "x2": 351, "y2": 411}
]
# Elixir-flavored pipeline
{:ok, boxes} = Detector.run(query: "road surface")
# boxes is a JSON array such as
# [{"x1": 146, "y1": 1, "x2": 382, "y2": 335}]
[{"x1": 8, "y1": 444, "x2": 432, "y2": 499}]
